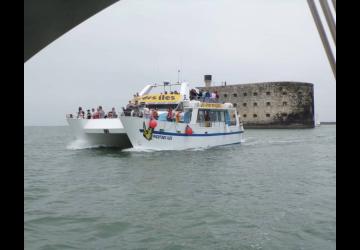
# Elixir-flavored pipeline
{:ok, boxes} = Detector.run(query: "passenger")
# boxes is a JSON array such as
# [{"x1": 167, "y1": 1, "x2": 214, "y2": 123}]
[
  {"x1": 136, "y1": 92, "x2": 139, "y2": 97},
  {"x1": 202, "y1": 90, "x2": 206, "y2": 102},
  {"x1": 175, "y1": 111, "x2": 181, "y2": 123},
  {"x1": 167, "y1": 107, "x2": 174, "y2": 121},
  {"x1": 215, "y1": 91, "x2": 219, "y2": 101},
  {"x1": 211, "y1": 92, "x2": 216, "y2": 102},
  {"x1": 152, "y1": 109, "x2": 159, "y2": 120},
  {"x1": 189, "y1": 89, "x2": 197, "y2": 100},
  {"x1": 164, "y1": 91, "x2": 168, "y2": 94},
  {"x1": 204, "y1": 110, "x2": 211, "y2": 127},
  {"x1": 205, "y1": 90, "x2": 211, "y2": 102},
  {"x1": 107, "y1": 111, "x2": 113, "y2": 118},
  {"x1": 174, "y1": 90, "x2": 178, "y2": 95},
  {"x1": 93, "y1": 108, "x2": 100, "y2": 119},
  {"x1": 81, "y1": 110, "x2": 85, "y2": 119},
  {"x1": 99, "y1": 106, "x2": 105, "y2": 118},
  {"x1": 112, "y1": 107, "x2": 118, "y2": 118},
  {"x1": 170, "y1": 91, "x2": 174, "y2": 94},
  {"x1": 131, "y1": 101, "x2": 140, "y2": 117},
  {"x1": 198, "y1": 90, "x2": 203, "y2": 100},
  {"x1": 172, "y1": 108, "x2": 176, "y2": 120},
  {"x1": 144, "y1": 107, "x2": 150, "y2": 119},
  {"x1": 91, "y1": 108, "x2": 95, "y2": 118},
  {"x1": 126, "y1": 101, "x2": 132, "y2": 110},
  {"x1": 86, "y1": 110, "x2": 91, "y2": 119},
  {"x1": 77, "y1": 107, "x2": 83, "y2": 118},
  {"x1": 205, "y1": 111, "x2": 210, "y2": 121}
]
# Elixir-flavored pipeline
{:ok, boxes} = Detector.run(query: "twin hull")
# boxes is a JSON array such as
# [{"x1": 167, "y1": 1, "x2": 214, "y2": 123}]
[
  {"x1": 66, "y1": 118, "x2": 132, "y2": 148},
  {"x1": 120, "y1": 116, "x2": 243, "y2": 150}
]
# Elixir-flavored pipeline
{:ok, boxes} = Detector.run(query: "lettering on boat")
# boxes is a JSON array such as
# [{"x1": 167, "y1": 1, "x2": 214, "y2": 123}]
[
  {"x1": 200, "y1": 103, "x2": 224, "y2": 108},
  {"x1": 153, "y1": 134, "x2": 173, "y2": 140},
  {"x1": 135, "y1": 94, "x2": 181, "y2": 103}
]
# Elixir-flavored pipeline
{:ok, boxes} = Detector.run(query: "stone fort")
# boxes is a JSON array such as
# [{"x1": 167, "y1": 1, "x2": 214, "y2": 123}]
[{"x1": 198, "y1": 75, "x2": 315, "y2": 128}]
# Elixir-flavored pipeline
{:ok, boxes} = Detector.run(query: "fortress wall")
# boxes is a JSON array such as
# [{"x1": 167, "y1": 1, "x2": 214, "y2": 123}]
[{"x1": 198, "y1": 82, "x2": 315, "y2": 128}]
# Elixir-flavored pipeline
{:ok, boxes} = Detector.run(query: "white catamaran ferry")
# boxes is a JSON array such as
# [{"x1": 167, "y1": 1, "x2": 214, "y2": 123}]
[{"x1": 120, "y1": 82, "x2": 244, "y2": 150}]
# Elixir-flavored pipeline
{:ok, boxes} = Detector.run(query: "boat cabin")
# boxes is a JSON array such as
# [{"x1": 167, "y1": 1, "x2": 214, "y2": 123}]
[
  {"x1": 180, "y1": 101, "x2": 239, "y2": 127},
  {"x1": 124, "y1": 82, "x2": 240, "y2": 127}
]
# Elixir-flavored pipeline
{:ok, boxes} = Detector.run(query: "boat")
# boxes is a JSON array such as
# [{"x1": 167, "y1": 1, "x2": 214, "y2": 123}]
[
  {"x1": 120, "y1": 82, "x2": 244, "y2": 150},
  {"x1": 66, "y1": 115, "x2": 132, "y2": 148}
]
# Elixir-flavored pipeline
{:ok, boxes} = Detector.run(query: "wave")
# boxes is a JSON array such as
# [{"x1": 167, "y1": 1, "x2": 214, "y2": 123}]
[{"x1": 66, "y1": 139, "x2": 110, "y2": 150}]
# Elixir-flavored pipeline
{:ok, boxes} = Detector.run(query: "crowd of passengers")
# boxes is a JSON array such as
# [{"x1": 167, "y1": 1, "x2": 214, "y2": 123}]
[
  {"x1": 189, "y1": 89, "x2": 220, "y2": 102},
  {"x1": 72, "y1": 106, "x2": 118, "y2": 119},
  {"x1": 123, "y1": 101, "x2": 189, "y2": 122},
  {"x1": 122, "y1": 89, "x2": 221, "y2": 120}
]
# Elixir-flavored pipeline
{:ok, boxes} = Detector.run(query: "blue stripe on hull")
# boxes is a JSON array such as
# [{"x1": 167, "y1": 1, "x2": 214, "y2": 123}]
[{"x1": 139, "y1": 129, "x2": 243, "y2": 137}]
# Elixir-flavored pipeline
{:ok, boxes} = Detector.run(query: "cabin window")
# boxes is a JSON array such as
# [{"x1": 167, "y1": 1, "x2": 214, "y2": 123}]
[
  {"x1": 253, "y1": 92, "x2": 258, "y2": 96},
  {"x1": 224, "y1": 94, "x2": 228, "y2": 98},
  {"x1": 243, "y1": 103, "x2": 247, "y2": 107},
  {"x1": 197, "y1": 110, "x2": 205, "y2": 123},
  {"x1": 266, "y1": 102, "x2": 271, "y2": 106},
  {"x1": 283, "y1": 101, "x2": 287, "y2": 106},
  {"x1": 209, "y1": 110, "x2": 218, "y2": 122},
  {"x1": 282, "y1": 91, "x2": 287, "y2": 95},
  {"x1": 197, "y1": 109, "x2": 226, "y2": 127},
  {"x1": 266, "y1": 113, "x2": 270, "y2": 117},
  {"x1": 217, "y1": 111, "x2": 225, "y2": 122},
  {"x1": 233, "y1": 93, "x2": 237, "y2": 97},
  {"x1": 197, "y1": 110, "x2": 210, "y2": 127},
  {"x1": 243, "y1": 93, "x2": 247, "y2": 96},
  {"x1": 213, "y1": 110, "x2": 227, "y2": 122},
  {"x1": 233, "y1": 103, "x2": 237, "y2": 107},
  {"x1": 243, "y1": 114, "x2": 247, "y2": 118},
  {"x1": 266, "y1": 91, "x2": 271, "y2": 96},
  {"x1": 282, "y1": 113, "x2": 287, "y2": 117},
  {"x1": 298, "y1": 91, "x2": 302, "y2": 95},
  {"x1": 253, "y1": 102, "x2": 258, "y2": 106},
  {"x1": 229, "y1": 110, "x2": 237, "y2": 126},
  {"x1": 253, "y1": 114, "x2": 257, "y2": 118}
]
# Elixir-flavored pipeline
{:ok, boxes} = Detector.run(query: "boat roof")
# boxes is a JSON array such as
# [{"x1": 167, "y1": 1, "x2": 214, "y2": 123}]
[
  {"x1": 133, "y1": 93, "x2": 182, "y2": 105},
  {"x1": 132, "y1": 82, "x2": 189, "y2": 105}
]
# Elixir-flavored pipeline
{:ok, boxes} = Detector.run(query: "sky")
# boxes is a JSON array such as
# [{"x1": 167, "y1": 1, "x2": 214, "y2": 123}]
[{"x1": 24, "y1": 0, "x2": 336, "y2": 126}]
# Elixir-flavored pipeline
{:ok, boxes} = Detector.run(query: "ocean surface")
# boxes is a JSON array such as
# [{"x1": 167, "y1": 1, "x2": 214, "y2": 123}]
[{"x1": 24, "y1": 125, "x2": 336, "y2": 250}]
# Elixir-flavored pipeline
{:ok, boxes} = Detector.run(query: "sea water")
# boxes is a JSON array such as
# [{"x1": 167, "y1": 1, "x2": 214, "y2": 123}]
[{"x1": 24, "y1": 125, "x2": 336, "y2": 250}]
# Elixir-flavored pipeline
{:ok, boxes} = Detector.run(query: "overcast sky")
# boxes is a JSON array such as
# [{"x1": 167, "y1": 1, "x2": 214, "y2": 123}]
[{"x1": 24, "y1": 0, "x2": 336, "y2": 126}]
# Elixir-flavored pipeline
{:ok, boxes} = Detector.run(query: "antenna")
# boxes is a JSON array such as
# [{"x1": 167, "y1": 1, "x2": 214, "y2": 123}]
[{"x1": 177, "y1": 69, "x2": 180, "y2": 83}]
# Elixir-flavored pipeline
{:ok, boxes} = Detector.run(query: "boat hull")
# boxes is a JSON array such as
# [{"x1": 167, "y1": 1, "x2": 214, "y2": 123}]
[
  {"x1": 66, "y1": 118, "x2": 132, "y2": 148},
  {"x1": 120, "y1": 116, "x2": 243, "y2": 150}
]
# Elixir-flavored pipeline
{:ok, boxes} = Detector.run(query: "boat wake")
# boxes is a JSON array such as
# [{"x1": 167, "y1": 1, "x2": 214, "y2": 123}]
[{"x1": 66, "y1": 139, "x2": 109, "y2": 150}]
